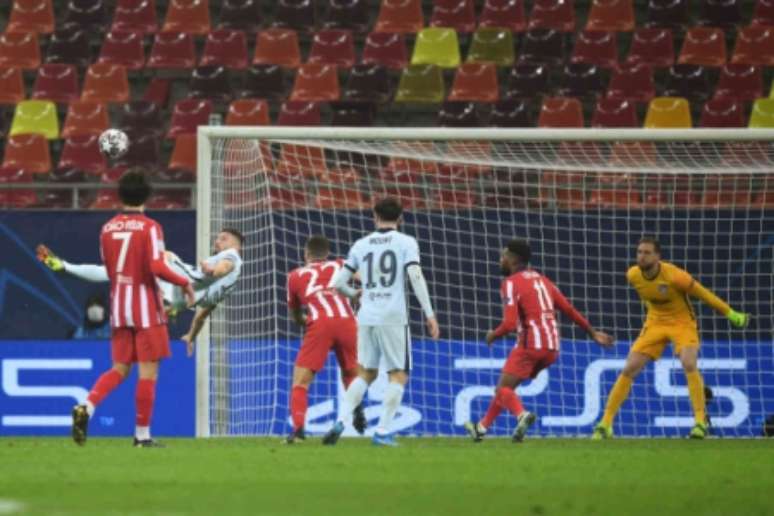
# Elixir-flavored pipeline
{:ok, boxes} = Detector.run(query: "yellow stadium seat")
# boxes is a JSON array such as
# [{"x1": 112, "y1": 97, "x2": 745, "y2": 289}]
[
  {"x1": 748, "y1": 98, "x2": 774, "y2": 128},
  {"x1": 644, "y1": 97, "x2": 691, "y2": 128},
  {"x1": 9, "y1": 99, "x2": 59, "y2": 140},
  {"x1": 395, "y1": 64, "x2": 445, "y2": 103},
  {"x1": 769, "y1": 80, "x2": 774, "y2": 98},
  {"x1": 410, "y1": 27, "x2": 460, "y2": 68},
  {"x1": 467, "y1": 28, "x2": 515, "y2": 67}
]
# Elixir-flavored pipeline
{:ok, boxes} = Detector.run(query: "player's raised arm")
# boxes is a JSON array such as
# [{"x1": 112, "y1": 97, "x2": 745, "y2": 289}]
[
  {"x1": 147, "y1": 224, "x2": 195, "y2": 306},
  {"x1": 547, "y1": 279, "x2": 614, "y2": 348},
  {"x1": 673, "y1": 270, "x2": 750, "y2": 328},
  {"x1": 37, "y1": 244, "x2": 110, "y2": 282}
]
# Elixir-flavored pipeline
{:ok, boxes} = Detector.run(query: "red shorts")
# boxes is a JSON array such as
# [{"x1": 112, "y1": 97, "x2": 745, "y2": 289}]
[
  {"x1": 295, "y1": 319, "x2": 357, "y2": 373},
  {"x1": 503, "y1": 347, "x2": 558, "y2": 379},
  {"x1": 111, "y1": 325, "x2": 171, "y2": 364}
]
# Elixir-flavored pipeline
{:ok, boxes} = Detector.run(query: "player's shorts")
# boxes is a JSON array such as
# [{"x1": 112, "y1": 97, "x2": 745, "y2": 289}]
[
  {"x1": 357, "y1": 325, "x2": 411, "y2": 373},
  {"x1": 295, "y1": 319, "x2": 357, "y2": 372},
  {"x1": 503, "y1": 347, "x2": 558, "y2": 379},
  {"x1": 111, "y1": 325, "x2": 171, "y2": 364},
  {"x1": 630, "y1": 321, "x2": 700, "y2": 359}
]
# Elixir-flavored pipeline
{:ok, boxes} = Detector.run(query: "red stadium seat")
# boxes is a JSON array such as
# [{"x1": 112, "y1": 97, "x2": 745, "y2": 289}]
[
  {"x1": 218, "y1": 0, "x2": 263, "y2": 33},
  {"x1": 586, "y1": 0, "x2": 635, "y2": 32},
  {"x1": 97, "y1": 30, "x2": 146, "y2": 70},
  {"x1": 322, "y1": 0, "x2": 370, "y2": 33},
  {"x1": 119, "y1": 100, "x2": 163, "y2": 136},
  {"x1": 447, "y1": 62, "x2": 499, "y2": 102},
  {"x1": 588, "y1": 189, "x2": 642, "y2": 209},
  {"x1": 591, "y1": 97, "x2": 638, "y2": 127},
  {"x1": 31, "y1": 64, "x2": 79, "y2": 104},
  {"x1": 112, "y1": 0, "x2": 159, "y2": 34},
  {"x1": 361, "y1": 32, "x2": 408, "y2": 69},
  {"x1": 731, "y1": 25, "x2": 774, "y2": 67},
  {"x1": 700, "y1": 97, "x2": 746, "y2": 128},
  {"x1": 479, "y1": 0, "x2": 526, "y2": 32},
  {"x1": 752, "y1": 0, "x2": 774, "y2": 26},
  {"x1": 315, "y1": 169, "x2": 369, "y2": 209},
  {"x1": 162, "y1": 0, "x2": 211, "y2": 35},
  {"x1": 201, "y1": 30, "x2": 249, "y2": 69},
  {"x1": 89, "y1": 190, "x2": 123, "y2": 209},
  {"x1": 58, "y1": 134, "x2": 107, "y2": 176},
  {"x1": 290, "y1": 63, "x2": 340, "y2": 102},
  {"x1": 253, "y1": 29, "x2": 301, "y2": 68},
  {"x1": 538, "y1": 97, "x2": 584, "y2": 127},
  {"x1": 275, "y1": 143, "x2": 327, "y2": 179},
  {"x1": 45, "y1": 28, "x2": 91, "y2": 67},
  {"x1": 81, "y1": 64, "x2": 130, "y2": 103},
  {"x1": 61, "y1": 101, "x2": 110, "y2": 138},
  {"x1": 308, "y1": 30, "x2": 356, "y2": 68},
  {"x1": 0, "y1": 67, "x2": 26, "y2": 104},
  {"x1": 678, "y1": 27, "x2": 726, "y2": 67},
  {"x1": 714, "y1": 64, "x2": 763, "y2": 102},
  {"x1": 145, "y1": 190, "x2": 191, "y2": 209},
  {"x1": 2, "y1": 134, "x2": 51, "y2": 173},
  {"x1": 374, "y1": 0, "x2": 424, "y2": 34},
  {"x1": 226, "y1": 99, "x2": 270, "y2": 125},
  {"x1": 571, "y1": 31, "x2": 618, "y2": 68},
  {"x1": 277, "y1": 101, "x2": 322, "y2": 126},
  {"x1": 0, "y1": 32, "x2": 41, "y2": 70},
  {"x1": 625, "y1": 28, "x2": 674, "y2": 68},
  {"x1": 0, "y1": 167, "x2": 37, "y2": 208},
  {"x1": 143, "y1": 77, "x2": 171, "y2": 106},
  {"x1": 166, "y1": 134, "x2": 197, "y2": 182},
  {"x1": 167, "y1": 99, "x2": 212, "y2": 139},
  {"x1": 430, "y1": 0, "x2": 476, "y2": 33},
  {"x1": 147, "y1": 32, "x2": 196, "y2": 70},
  {"x1": 271, "y1": 0, "x2": 317, "y2": 33},
  {"x1": 528, "y1": 0, "x2": 576, "y2": 33},
  {"x1": 7, "y1": 0, "x2": 55, "y2": 35},
  {"x1": 607, "y1": 63, "x2": 656, "y2": 103}
]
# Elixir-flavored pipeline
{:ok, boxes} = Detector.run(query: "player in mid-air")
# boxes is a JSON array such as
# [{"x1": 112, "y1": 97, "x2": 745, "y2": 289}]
[
  {"x1": 71, "y1": 169, "x2": 195, "y2": 447},
  {"x1": 285, "y1": 235, "x2": 365, "y2": 443},
  {"x1": 322, "y1": 197, "x2": 440, "y2": 447},
  {"x1": 37, "y1": 228, "x2": 244, "y2": 356},
  {"x1": 464, "y1": 239, "x2": 614, "y2": 442},
  {"x1": 592, "y1": 237, "x2": 749, "y2": 440}
]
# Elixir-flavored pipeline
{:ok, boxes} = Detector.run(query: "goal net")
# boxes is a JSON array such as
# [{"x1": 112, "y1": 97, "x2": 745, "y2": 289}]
[{"x1": 196, "y1": 127, "x2": 773, "y2": 438}]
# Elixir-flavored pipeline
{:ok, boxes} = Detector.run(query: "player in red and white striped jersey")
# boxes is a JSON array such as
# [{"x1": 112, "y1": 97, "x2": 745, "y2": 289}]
[
  {"x1": 465, "y1": 239, "x2": 614, "y2": 443},
  {"x1": 71, "y1": 170, "x2": 195, "y2": 448},
  {"x1": 285, "y1": 235, "x2": 362, "y2": 443}
]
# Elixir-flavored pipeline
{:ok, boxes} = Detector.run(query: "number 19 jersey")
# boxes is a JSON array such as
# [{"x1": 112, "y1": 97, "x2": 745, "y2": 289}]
[{"x1": 344, "y1": 229, "x2": 421, "y2": 326}]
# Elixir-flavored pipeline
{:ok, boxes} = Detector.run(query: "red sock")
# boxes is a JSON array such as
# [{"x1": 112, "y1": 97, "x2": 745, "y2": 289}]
[
  {"x1": 135, "y1": 379, "x2": 156, "y2": 427},
  {"x1": 341, "y1": 370, "x2": 356, "y2": 389},
  {"x1": 496, "y1": 387, "x2": 524, "y2": 417},
  {"x1": 87, "y1": 369, "x2": 124, "y2": 407},
  {"x1": 290, "y1": 385, "x2": 308, "y2": 431},
  {"x1": 480, "y1": 397, "x2": 503, "y2": 429}
]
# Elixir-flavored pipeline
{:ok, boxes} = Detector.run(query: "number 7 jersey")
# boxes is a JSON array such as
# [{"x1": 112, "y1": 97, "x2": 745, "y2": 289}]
[{"x1": 287, "y1": 259, "x2": 355, "y2": 326}]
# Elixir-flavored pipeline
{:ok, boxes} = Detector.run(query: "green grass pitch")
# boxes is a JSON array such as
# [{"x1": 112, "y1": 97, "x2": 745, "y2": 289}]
[{"x1": 1, "y1": 437, "x2": 773, "y2": 516}]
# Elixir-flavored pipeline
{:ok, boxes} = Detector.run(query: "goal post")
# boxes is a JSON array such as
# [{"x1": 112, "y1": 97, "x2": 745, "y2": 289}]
[{"x1": 196, "y1": 126, "x2": 774, "y2": 438}]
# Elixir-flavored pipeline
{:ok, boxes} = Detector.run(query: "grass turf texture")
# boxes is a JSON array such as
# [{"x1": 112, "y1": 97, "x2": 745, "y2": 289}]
[{"x1": 1, "y1": 438, "x2": 773, "y2": 516}]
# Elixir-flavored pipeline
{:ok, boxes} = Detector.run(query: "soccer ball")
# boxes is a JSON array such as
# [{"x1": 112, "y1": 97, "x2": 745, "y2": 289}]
[{"x1": 98, "y1": 129, "x2": 130, "y2": 159}]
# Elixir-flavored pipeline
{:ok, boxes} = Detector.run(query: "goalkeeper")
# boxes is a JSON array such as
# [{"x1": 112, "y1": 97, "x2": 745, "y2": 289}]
[{"x1": 593, "y1": 237, "x2": 750, "y2": 440}]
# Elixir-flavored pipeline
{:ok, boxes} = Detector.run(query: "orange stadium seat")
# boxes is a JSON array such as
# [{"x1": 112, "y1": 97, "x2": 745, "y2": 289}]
[
  {"x1": 147, "y1": 32, "x2": 196, "y2": 70},
  {"x1": 226, "y1": 99, "x2": 270, "y2": 125},
  {"x1": 253, "y1": 29, "x2": 301, "y2": 68},
  {"x1": 447, "y1": 62, "x2": 499, "y2": 102},
  {"x1": 290, "y1": 63, "x2": 340, "y2": 102},
  {"x1": 607, "y1": 63, "x2": 656, "y2": 103},
  {"x1": 478, "y1": 0, "x2": 527, "y2": 32},
  {"x1": 308, "y1": 30, "x2": 356, "y2": 68},
  {"x1": 714, "y1": 64, "x2": 763, "y2": 102},
  {"x1": 0, "y1": 32, "x2": 41, "y2": 70},
  {"x1": 588, "y1": 189, "x2": 643, "y2": 209},
  {"x1": 58, "y1": 135, "x2": 107, "y2": 176},
  {"x1": 586, "y1": 0, "x2": 635, "y2": 32},
  {"x1": 625, "y1": 28, "x2": 674, "y2": 68},
  {"x1": 528, "y1": 0, "x2": 576, "y2": 33},
  {"x1": 81, "y1": 64, "x2": 130, "y2": 103},
  {"x1": 112, "y1": 0, "x2": 159, "y2": 34},
  {"x1": 315, "y1": 169, "x2": 369, "y2": 209},
  {"x1": 2, "y1": 133, "x2": 51, "y2": 173},
  {"x1": 7, "y1": 0, "x2": 55, "y2": 35},
  {"x1": 61, "y1": 101, "x2": 110, "y2": 139},
  {"x1": 97, "y1": 30, "x2": 146, "y2": 70},
  {"x1": 678, "y1": 27, "x2": 726, "y2": 67},
  {"x1": 591, "y1": 97, "x2": 638, "y2": 127},
  {"x1": 731, "y1": 25, "x2": 774, "y2": 67},
  {"x1": 166, "y1": 134, "x2": 197, "y2": 182},
  {"x1": 0, "y1": 167, "x2": 37, "y2": 208},
  {"x1": 571, "y1": 30, "x2": 618, "y2": 68},
  {"x1": 201, "y1": 30, "x2": 249, "y2": 69},
  {"x1": 167, "y1": 99, "x2": 212, "y2": 139},
  {"x1": 31, "y1": 64, "x2": 79, "y2": 104},
  {"x1": 539, "y1": 97, "x2": 584, "y2": 127},
  {"x1": 0, "y1": 67, "x2": 25, "y2": 104},
  {"x1": 275, "y1": 143, "x2": 328, "y2": 179},
  {"x1": 374, "y1": 0, "x2": 424, "y2": 34},
  {"x1": 277, "y1": 101, "x2": 321, "y2": 125},
  {"x1": 162, "y1": 0, "x2": 211, "y2": 35},
  {"x1": 430, "y1": 0, "x2": 476, "y2": 33}
]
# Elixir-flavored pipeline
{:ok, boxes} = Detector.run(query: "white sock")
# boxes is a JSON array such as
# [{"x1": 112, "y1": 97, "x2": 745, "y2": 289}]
[
  {"x1": 85, "y1": 401, "x2": 95, "y2": 417},
  {"x1": 376, "y1": 383, "x2": 404, "y2": 435},
  {"x1": 135, "y1": 426, "x2": 150, "y2": 441},
  {"x1": 340, "y1": 377, "x2": 369, "y2": 423}
]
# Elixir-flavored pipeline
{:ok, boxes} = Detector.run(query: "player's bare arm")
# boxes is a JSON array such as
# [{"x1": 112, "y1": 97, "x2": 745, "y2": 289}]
[
  {"x1": 181, "y1": 305, "x2": 215, "y2": 356},
  {"x1": 201, "y1": 258, "x2": 235, "y2": 278}
]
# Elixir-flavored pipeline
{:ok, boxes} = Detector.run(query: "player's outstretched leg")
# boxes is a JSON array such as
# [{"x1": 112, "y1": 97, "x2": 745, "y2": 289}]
[
  {"x1": 512, "y1": 411, "x2": 537, "y2": 443},
  {"x1": 464, "y1": 421, "x2": 486, "y2": 442},
  {"x1": 71, "y1": 405, "x2": 90, "y2": 446}
]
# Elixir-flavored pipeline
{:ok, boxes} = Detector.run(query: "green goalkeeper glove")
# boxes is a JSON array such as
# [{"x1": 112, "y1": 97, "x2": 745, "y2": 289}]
[
  {"x1": 36, "y1": 244, "x2": 64, "y2": 272},
  {"x1": 726, "y1": 310, "x2": 750, "y2": 328}
]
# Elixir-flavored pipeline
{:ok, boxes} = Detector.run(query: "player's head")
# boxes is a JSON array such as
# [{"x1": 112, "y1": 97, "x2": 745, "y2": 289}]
[
  {"x1": 501, "y1": 239, "x2": 531, "y2": 275},
  {"x1": 117, "y1": 168, "x2": 152, "y2": 208},
  {"x1": 373, "y1": 197, "x2": 403, "y2": 227},
  {"x1": 214, "y1": 228, "x2": 244, "y2": 252},
  {"x1": 304, "y1": 235, "x2": 330, "y2": 263},
  {"x1": 637, "y1": 236, "x2": 661, "y2": 271}
]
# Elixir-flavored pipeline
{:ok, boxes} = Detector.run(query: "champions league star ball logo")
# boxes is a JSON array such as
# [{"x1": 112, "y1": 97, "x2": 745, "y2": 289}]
[{"x1": 658, "y1": 284, "x2": 669, "y2": 296}]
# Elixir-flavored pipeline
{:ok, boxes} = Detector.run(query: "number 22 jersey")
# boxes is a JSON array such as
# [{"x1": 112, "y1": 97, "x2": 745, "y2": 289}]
[{"x1": 287, "y1": 259, "x2": 355, "y2": 327}]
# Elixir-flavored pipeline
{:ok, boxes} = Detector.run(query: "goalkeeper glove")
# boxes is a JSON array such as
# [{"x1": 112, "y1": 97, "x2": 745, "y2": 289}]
[
  {"x1": 36, "y1": 244, "x2": 64, "y2": 272},
  {"x1": 727, "y1": 309, "x2": 750, "y2": 328}
]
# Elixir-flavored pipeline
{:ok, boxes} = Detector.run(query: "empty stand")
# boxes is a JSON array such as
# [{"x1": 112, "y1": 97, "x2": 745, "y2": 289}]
[
  {"x1": 61, "y1": 101, "x2": 109, "y2": 138},
  {"x1": 308, "y1": 30, "x2": 356, "y2": 68},
  {"x1": 538, "y1": 97, "x2": 584, "y2": 127},
  {"x1": 271, "y1": 0, "x2": 317, "y2": 33},
  {"x1": 147, "y1": 32, "x2": 196, "y2": 70},
  {"x1": 7, "y1": 0, "x2": 55, "y2": 35},
  {"x1": 162, "y1": 0, "x2": 211, "y2": 35},
  {"x1": 644, "y1": 97, "x2": 692, "y2": 128},
  {"x1": 395, "y1": 64, "x2": 445, "y2": 103},
  {"x1": 375, "y1": 0, "x2": 424, "y2": 34},
  {"x1": 448, "y1": 62, "x2": 499, "y2": 102},
  {"x1": 31, "y1": 64, "x2": 79, "y2": 104},
  {"x1": 98, "y1": 30, "x2": 146, "y2": 70},
  {"x1": 479, "y1": 0, "x2": 526, "y2": 32},
  {"x1": 289, "y1": 63, "x2": 340, "y2": 102},
  {"x1": 411, "y1": 28, "x2": 461, "y2": 68},
  {"x1": 112, "y1": 0, "x2": 159, "y2": 34},
  {"x1": 2, "y1": 134, "x2": 51, "y2": 172},
  {"x1": 201, "y1": 30, "x2": 249, "y2": 69},
  {"x1": 361, "y1": 32, "x2": 408, "y2": 69},
  {"x1": 277, "y1": 101, "x2": 322, "y2": 125},
  {"x1": 571, "y1": 30, "x2": 618, "y2": 68},
  {"x1": 253, "y1": 29, "x2": 301, "y2": 68},
  {"x1": 430, "y1": 0, "x2": 476, "y2": 33},
  {"x1": 467, "y1": 28, "x2": 515, "y2": 67},
  {"x1": 81, "y1": 64, "x2": 130, "y2": 103},
  {"x1": 10, "y1": 100, "x2": 59, "y2": 139}
]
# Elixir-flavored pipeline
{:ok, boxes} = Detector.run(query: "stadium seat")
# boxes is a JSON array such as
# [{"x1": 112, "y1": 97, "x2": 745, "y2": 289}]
[
  {"x1": 448, "y1": 62, "x2": 498, "y2": 102},
  {"x1": 644, "y1": 97, "x2": 691, "y2": 128},
  {"x1": 61, "y1": 101, "x2": 109, "y2": 139},
  {"x1": 61, "y1": 0, "x2": 108, "y2": 34},
  {"x1": 607, "y1": 63, "x2": 656, "y2": 103},
  {"x1": 226, "y1": 99, "x2": 270, "y2": 125},
  {"x1": 678, "y1": 27, "x2": 726, "y2": 67},
  {"x1": 411, "y1": 28, "x2": 461, "y2": 68},
  {"x1": 89, "y1": 189, "x2": 123, "y2": 209},
  {"x1": 0, "y1": 67, "x2": 25, "y2": 104},
  {"x1": 114, "y1": 131, "x2": 160, "y2": 169},
  {"x1": 187, "y1": 66, "x2": 233, "y2": 103},
  {"x1": 10, "y1": 100, "x2": 58, "y2": 139},
  {"x1": 625, "y1": 28, "x2": 674, "y2": 68},
  {"x1": 0, "y1": 167, "x2": 37, "y2": 208},
  {"x1": 504, "y1": 64, "x2": 550, "y2": 100},
  {"x1": 714, "y1": 64, "x2": 763, "y2": 102},
  {"x1": 361, "y1": 32, "x2": 408, "y2": 69},
  {"x1": 167, "y1": 99, "x2": 212, "y2": 139},
  {"x1": 253, "y1": 29, "x2": 301, "y2": 68},
  {"x1": 112, "y1": 0, "x2": 159, "y2": 34},
  {"x1": 271, "y1": 0, "x2": 317, "y2": 33},
  {"x1": 330, "y1": 101, "x2": 375, "y2": 126},
  {"x1": 591, "y1": 97, "x2": 638, "y2": 127},
  {"x1": 479, "y1": 0, "x2": 526, "y2": 32},
  {"x1": 308, "y1": 30, "x2": 356, "y2": 68},
  {"x1": 218, "y1": 0, "x2": 263, "y2": 33},
  {"x1": 81, "y1": 64, "x2": 130, "y2": 103},
  {"x1": 147, "y1": 32, "x2": 196, "y2": 69},
  {"x1": 436, "y1": 101, "x2": 481, "y2": 126},
  {"x1": 97, "y1": 30, "x2": 146, "y2": 70},
  {"x1": 162, "y1": 0, "x2": 211, "y2": 35},
  {"x1": 519, "y1": 29, "x2": 565, "y2": 66},
  {"x1": 315, "y1": 169, "x2": 369, "y2": 209},
  {"x1": 489, "y1": 99, "x2": 533, "y2": 126},
  {"x1": 430, "y1": 0, "x2": 476, "y2": 33},
  {"x1": 0, "y1": 32, "x2": 41, "y2": 69},
  {"x1": 466, "y1": 28, "x2": 515, "y2": 67},
  {"x1": 752, "y1": 0, "x2": 774, "y2": 26},
  {"x1": 2, "y1": 134, "x2": 51, "y2": 172},
  {"x1": 748, "y1": 98, "x2": 774, "y2": 128},
  {"x1": 571, "y1": 30, "x2": 618, "y2": 68},
  {"x1": 41, "y1": 167, "x2": 88, "y2": 208},
  {"x1": 557, "y1": 63, "x2": 605, "y2": 99},
  {"x1": 289, "y1": 63, "x2": 340, "y2": 102},
  {"x1": 700, "y1": 97, "x2": 746, "y2": 127},
  {"x1": 275, "y1": 143, "x2": 327, "y2": 178},
  {"x1": 45, "y1": 28, "x2": 91, "y2": 67},
  {"x1": 698, "y1": 0, "x2": 741, "y2": 30},
  {"x1": 145, "y1": 190, "x2": 191, "y2": 209},
  {"x1": 395, "y1": 64, "x2": 445, "y2": 103},
  {"x1": 645, "y1": 0, "x2": 690, "y2": 30},
  {"x1": 588, "y1": 189, "x2": 643, "y2": 209},
  {"x1": 731, "y1": 26, "x2": 774, "y2": 67},
  {"x1": 58, "y1": 134, "x2": 106, "y2": 176},
  {"x1": 201, "y1": 30, "x2": 249, "y2": 69},
  {"x1": 538, "y1": 97, "x2": 584, "y2": 127},
  {"x1": 240, "y1": 65, "x2": 288, "y2": 100},
  {"x1": 374, "y1": 0, "x2": 424, "y2": 34},
  {"x1": 118, "y1": 100, "x2": 163, "y2": 136},
  {"x1": 7, "y1": 0, "x2": 55, "y2": 35},
  {"x1": 143, "y1": 77, "x2": 171, "y2": 106},
  {"x1": 31, "y1": 64, "x2": 79, "y2": 104},
  {"x1": 322, "y1": 0, "x2": 370, "y2": 33},
  {"x1": 166, "y1": 134, "x2": 197, "y2": 182},
  {"x1": 586, "y1": 0, "x2": 634, "y2": 32},
  {"x1": 277, "y1": 101, "x2": 321, "y2": 125},
  {"x1": 529, "y1": 0, "x2": 576, "y2": 32},
  {"x1": 343, "y1": 63, "x2": 394, "y2": 103},
  {"x1": 663, "y1": 64, "x2": 711, "y2": 103}
]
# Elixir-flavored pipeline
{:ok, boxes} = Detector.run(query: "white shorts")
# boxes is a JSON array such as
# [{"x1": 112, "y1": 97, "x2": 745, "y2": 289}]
[{"x1": 357, "y1": 325, "x2": 412, "y2": 372}]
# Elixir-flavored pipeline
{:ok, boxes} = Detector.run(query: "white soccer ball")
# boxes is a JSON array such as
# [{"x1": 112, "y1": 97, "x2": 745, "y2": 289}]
[{"x1": 98, "y1": 129, "x2": 130, "y2": 159}]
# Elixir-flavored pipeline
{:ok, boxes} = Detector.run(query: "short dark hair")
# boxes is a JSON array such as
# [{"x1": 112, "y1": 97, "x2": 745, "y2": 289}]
[
  {"x1": 505, "y1": 239, "x2": 531, "y2": 264},
  {"x1": 373, "y1": 197, "x2": 403, "y2": 222},
  {"x1": 117, "y1": 168, "x2": 152, "y2": 207},
  {"x1": 638, "y1": 236, "x2": 661, "y2": 254},
  {"x1": 305, "y1": 234, "x2": 330, "y2": 258},
  {"x1": 221, "y1": 227, "x2": 244, "y2": 246}
]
